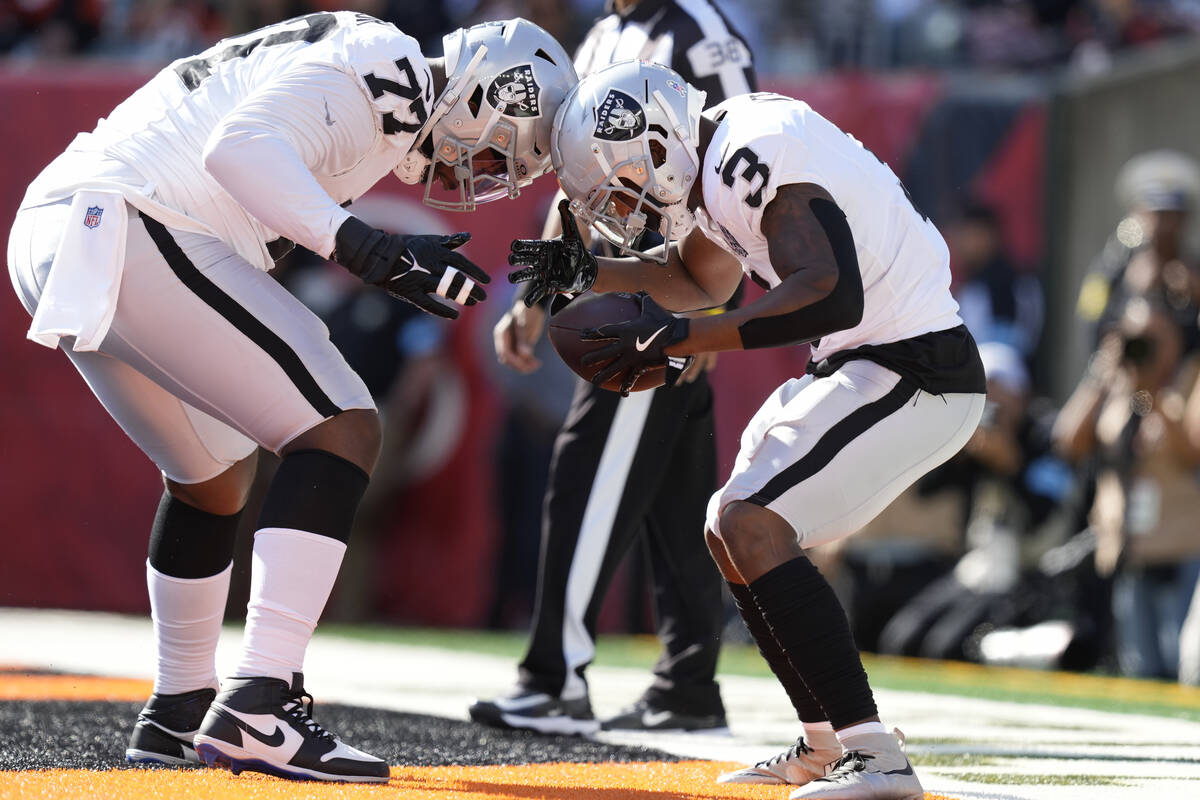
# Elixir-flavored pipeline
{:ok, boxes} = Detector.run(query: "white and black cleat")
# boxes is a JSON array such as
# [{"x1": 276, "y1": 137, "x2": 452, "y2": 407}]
[
  {"x1": 126, "y1": 687, "x2": 216, "y2": 766},
  {"x1": 193, "y1": 673, "x2": 389, "y2": 783},
  {"x1": 717, "y1": 729, "x2": 842, "y2": 785},
  {"x1": 788, "y1": 728, "x2": 923, "y2": 800},
  {"x1": 468, "y1": 686, "x2": 600, "y2": 736}
]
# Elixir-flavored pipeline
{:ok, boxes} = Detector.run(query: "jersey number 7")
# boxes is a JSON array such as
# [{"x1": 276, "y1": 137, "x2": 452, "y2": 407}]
[{"x1": 361, "y1": 58, "x2": 430, "y2": 135}]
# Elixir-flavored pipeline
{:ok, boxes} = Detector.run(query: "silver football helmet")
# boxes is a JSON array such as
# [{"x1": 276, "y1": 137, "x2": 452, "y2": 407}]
[
  {"x1": 396, "y1": 18, "x2": 577, "y2": 212},
  {"x1": 551, "y1": 61, "x2": 706, "y2": 262}
]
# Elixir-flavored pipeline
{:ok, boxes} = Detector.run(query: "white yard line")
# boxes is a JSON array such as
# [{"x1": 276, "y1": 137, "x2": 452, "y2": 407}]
[{"x1": 3, "y1": 608, "x2": 1199, "y2": 799}]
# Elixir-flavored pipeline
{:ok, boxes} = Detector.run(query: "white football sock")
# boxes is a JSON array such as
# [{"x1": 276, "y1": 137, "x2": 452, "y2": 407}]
[
  {"x1": 836, "y1": 720, "x2": 888, "y2": 744},
  {"x1": 147, "y1": 560, "x2": 230, "y2": 695},
  {"x1": 234, "y1": 527, "x2": 346, "y2": 682}
]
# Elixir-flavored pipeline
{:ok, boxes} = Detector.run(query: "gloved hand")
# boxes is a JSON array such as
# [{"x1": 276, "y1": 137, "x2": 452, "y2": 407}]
[
  {"x1": 579, "y1": 292, "x2": 693, "y2": 396},
  {"x1": 333, "y1": 216, "x2": 489, "y2": 320},
  {"x1": 508, "y1": 199, "x2": 597, "y2": 308}
]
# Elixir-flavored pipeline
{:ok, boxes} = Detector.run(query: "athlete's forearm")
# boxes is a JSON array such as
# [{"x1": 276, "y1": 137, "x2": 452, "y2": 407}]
[{"x1": 592, "y1": 248, "x2": 724, "y2": 312}]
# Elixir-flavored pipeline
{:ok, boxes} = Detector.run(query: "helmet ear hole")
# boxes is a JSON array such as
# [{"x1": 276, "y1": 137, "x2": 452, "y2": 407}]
[
  {"x1": 467, "y1": 85, "x2": 484, "y2": 118},
  {"x1": 649, "y1": 140, "x2": 667, "y2": 169}
]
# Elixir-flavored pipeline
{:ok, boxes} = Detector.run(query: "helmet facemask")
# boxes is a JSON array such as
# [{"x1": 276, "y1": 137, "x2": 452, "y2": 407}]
[
  {"x1": 423, "y1": 106, "x2": 529, "y2": 211},
  {"x1": 395, "y1": 19, "x2": 576, "y2": 212},
  {"x1": 572, "y1": 158, "x2": 688, "y2": 264}
]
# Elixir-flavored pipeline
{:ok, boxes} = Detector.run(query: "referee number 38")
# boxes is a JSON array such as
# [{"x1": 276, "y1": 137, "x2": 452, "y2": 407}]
[{"x1": 687, "y1": 37, "x2": 752, "y2": 78}]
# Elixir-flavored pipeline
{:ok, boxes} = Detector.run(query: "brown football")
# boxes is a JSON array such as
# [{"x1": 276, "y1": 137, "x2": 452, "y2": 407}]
[{"x1": 548, "y1": 292, "x2": 667, "y2": 393}]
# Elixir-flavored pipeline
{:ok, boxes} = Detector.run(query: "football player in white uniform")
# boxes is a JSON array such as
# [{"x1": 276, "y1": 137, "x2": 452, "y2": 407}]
[
  {"x1": 509, "y1": 61, "x2": 986, "y2": 800},
  {"x1": 6, "y1": 13, "x2": 575, "y2": 783}
]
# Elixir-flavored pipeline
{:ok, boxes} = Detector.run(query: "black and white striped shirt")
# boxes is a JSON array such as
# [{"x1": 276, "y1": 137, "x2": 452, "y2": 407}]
[{"x1": 573, "y1": 0, "x2": 757, "y2": 106}]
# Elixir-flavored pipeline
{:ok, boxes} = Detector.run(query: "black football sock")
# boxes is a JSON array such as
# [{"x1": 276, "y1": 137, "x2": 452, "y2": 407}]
[
  {"x1": 749, "y1": 555, "x2": 878, "y2": 729},
  {"x1": 148, "y1": 491, "x2": 241, "y2": 578},
  {"x1": 728, "y1": 581, "x2": 828, "y2": 723}
]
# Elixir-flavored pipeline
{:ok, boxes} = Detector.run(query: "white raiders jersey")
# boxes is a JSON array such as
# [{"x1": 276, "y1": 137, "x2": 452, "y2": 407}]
[
  {"x1": 20, "y1": 12, "x2": 433, "y2": 271},
  {"x1": 695, "y1": 93, "x2": 963, "y2": 362}
]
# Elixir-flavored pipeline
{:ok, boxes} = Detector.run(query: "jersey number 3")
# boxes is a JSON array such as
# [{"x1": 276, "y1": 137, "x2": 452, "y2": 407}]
[
  {"x1": 362, "y1": 58, "x2": 429, "y2": 135},
  {"x1": 720, "y1": 146, "x2": 770, "y2": 209}
]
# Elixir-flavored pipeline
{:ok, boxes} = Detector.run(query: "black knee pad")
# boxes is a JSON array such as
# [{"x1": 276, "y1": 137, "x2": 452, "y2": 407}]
[
  {"x1": 257, "y1": 449, "x2": 369, "y2": 544},
  {"x1": 148, "y1": 492, "x2": 241, "y2": 579}
]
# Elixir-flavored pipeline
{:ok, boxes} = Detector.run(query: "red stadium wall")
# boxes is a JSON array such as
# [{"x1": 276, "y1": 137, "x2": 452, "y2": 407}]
[{"x1": 0, "y1": 68, "x2": 1043, "y2": 624}]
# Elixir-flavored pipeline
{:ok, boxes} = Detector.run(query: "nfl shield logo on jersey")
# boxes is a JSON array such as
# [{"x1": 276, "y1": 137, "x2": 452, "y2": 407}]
[
  {"x1": 593, "y1": 90, "x2": 646, "y2": 141},
  {"x1": 83, "y1": 206, "x2": 104, "y2": 229},
  {"x1": 487, "y1": 65, "x2": 541, "y2": 118}
]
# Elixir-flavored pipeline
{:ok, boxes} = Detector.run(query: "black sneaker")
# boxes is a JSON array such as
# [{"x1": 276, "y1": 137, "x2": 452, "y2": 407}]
[
  {"x1": 600, "y1": 698, "x2": 728, "y2": 732},
  {"x1": 468, "y1": 686, "x2": 599, "y2": 735},
  {"x1": 126, "y1": 687, "x2": 216, "y2": 766},
  {"x1": 193, "y1": 673, "x2": 389, "y2": 783}
]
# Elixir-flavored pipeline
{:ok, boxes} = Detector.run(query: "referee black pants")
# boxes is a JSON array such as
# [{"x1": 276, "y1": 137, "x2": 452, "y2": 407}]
[{"x1": 517, "y1": 373, "x2": 725, "y2": 716}]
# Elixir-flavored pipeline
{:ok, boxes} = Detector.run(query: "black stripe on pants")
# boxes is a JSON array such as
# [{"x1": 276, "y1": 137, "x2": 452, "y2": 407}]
[
  {"x1": 747, "y1": 378, "x2": 917, "y2": 506},
  {"x1": 138, "y1": 212, "x2": 341, "y2": 418}
]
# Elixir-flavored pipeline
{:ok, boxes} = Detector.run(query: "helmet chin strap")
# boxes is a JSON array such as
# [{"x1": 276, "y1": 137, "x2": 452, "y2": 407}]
[{"x1": 653, "y1": 89, "x2": 700, "y2": 172}]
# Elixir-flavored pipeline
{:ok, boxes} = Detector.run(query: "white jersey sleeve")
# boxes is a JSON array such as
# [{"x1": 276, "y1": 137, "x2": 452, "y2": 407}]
[
  {"x1": 200, "y1": 17, "x2": 434, "y2": 257},
  {"x1": 20, "y1": 12, "x2": 434, "y2": 271},
  {"x1": 696, "y1": 93, "x2": 962, "y2": 358},
  {"x1": 203, "y1": 66, "x2": 375, "y2": 258}
]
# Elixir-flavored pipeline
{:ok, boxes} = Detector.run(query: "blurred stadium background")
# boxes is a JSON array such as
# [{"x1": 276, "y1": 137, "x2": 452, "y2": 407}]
[{"x1": 6, "y1": 0, "x2": 1200, "y2": 762}]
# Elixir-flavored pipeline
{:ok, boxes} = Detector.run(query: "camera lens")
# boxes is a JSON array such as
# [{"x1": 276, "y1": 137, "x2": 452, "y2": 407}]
[{"x1": 1121, "y1": 335, "x2": 1155, "y2": 365}]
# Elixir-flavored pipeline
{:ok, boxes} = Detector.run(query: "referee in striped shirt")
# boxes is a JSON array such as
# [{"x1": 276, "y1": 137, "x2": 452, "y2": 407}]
[{"x1": 472, "y1": 0, "x2": 757, "y2": 734}]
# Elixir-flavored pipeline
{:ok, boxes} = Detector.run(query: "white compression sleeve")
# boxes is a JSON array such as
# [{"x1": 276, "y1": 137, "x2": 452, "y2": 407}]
[
  {"x1": 234, "y1": 527, "x2": 347, "y2": 682},
  {"x1": 147, "y1": 561, "x2": 230, "y2": 695}
]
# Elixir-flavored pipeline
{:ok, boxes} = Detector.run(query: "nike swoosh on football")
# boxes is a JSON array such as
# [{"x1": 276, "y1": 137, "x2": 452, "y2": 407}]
[
  {"x1": 214, "y1": 708, "x2": 286, "y2": 748},
  {"x1": 635, "y1": 324, "x2": 669, "y2": 351}
]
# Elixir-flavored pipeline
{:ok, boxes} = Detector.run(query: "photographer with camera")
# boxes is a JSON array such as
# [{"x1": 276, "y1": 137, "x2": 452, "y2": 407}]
[{"x1": 1054, "y1": 297, "x2": 1200, "y2": 679}]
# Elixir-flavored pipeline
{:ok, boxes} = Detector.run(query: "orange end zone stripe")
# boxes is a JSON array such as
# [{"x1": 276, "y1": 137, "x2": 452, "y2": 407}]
[
  {"x1": 0, "y1": 764, "x2": 959, "y2": 800},
  {"x1": 0, "y1": 672, "x2": 152, "y2": 702}
]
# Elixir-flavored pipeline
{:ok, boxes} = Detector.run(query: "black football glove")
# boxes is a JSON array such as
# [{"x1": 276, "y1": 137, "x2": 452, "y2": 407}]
[
  {"x1": 333, "y1": 216, "x2": 489, "y2": 320},
  {"x1": 579, "y1": 292, "x2": 693, "y2": 396},
  {"x1": 508, "y1": 199, "x2": 598, "y2": 308}
]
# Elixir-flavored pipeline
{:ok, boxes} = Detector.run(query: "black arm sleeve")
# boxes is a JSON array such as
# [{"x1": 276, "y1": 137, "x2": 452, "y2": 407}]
[{"x1": 736, "y1": 198, "x2": 864, "y2": 350}]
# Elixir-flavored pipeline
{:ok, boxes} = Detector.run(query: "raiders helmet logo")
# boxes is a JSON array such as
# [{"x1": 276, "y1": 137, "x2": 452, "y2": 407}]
[
  {"x1": 593, "y1": 89, "x2": 646, "y2": 141},
  {"x1": 486, "y1": 65, "x2": 541, "y2": 118}
]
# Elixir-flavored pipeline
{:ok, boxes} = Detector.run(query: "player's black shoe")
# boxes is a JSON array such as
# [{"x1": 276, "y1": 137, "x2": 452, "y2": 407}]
[
  {"x1": 469, "y1": 686, "x2": 599, "y2": 735},
  {"x1": 193, "y1": 673, "x2": 389, "y2": 783},
  {"x1": 126, "y1": 687, "x2": 217, "y2": 766},
  {"x1": 600, "y1": 698, "x2": 728, "y2": 732}
]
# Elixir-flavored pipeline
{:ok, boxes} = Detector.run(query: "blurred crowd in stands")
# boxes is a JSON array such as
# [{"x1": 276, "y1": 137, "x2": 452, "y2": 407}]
[
  {"x1": 5, "y1": 0, "x2": 1200, "y2": 686},
  {"x1": 5, "y1": 0, "x2": 1200, "y2": 76},
  {"x1": 821, "y1": 147, "x2": 1200, "y2": 686}
]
